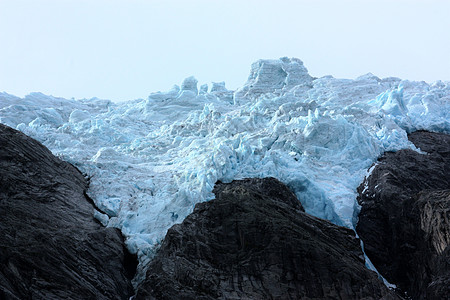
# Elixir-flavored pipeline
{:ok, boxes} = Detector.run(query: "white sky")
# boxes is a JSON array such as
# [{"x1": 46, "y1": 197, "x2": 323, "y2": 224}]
[{"x1": 1, "y1": 0, "x2": 449, "y2": 102}]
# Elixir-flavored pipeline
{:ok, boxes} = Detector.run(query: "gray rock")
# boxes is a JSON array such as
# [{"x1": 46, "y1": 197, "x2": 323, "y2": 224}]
[
  {"x1": 356, "y1": 131, "x2": 450, "y2": 299},
  {"x1": 0, "y1": 124, "x2": 135, "y2": 300},
  {"x1": 136, "y1": 177, "x2": 398, "y2": 299}
]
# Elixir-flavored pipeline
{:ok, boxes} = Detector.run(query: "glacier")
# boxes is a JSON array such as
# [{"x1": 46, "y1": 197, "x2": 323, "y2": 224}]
[{"x1": 1, "y1": 57, "x2": 449, "y2": 282}]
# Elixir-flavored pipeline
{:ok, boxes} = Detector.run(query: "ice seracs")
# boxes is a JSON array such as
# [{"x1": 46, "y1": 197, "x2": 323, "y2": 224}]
[
  {"x1": 0, "y1": 57, "x2": 449, "y2": 283},
  {"x1": 235, "y1": 57, "x2": 313, "y2": 101}
]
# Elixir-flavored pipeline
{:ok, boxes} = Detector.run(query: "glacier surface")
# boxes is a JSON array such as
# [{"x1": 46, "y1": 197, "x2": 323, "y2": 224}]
[{"x1": 1, "y1": 57, "x2": 449, "y2": 281}]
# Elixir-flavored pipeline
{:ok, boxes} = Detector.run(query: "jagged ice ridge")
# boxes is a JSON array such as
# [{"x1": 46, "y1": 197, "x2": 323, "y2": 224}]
[{"x1": 1, "y1": 57, "x2": 449, "y2": 282}]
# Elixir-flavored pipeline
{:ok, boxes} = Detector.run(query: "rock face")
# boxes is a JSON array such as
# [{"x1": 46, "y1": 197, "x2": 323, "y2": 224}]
[
  {"x1": 357, "y1": 131, "x2": 450, "y2": 299},
  {"x1": 0, "y1": 124, "x2": 135, "y2": 300},
  {"x1": 136, "y1": 177, "x2": 398, "y2": 299}
]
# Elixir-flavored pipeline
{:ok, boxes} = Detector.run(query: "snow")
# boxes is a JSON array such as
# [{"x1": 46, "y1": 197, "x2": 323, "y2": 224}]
[{"x1": 1, "y1": 57, "x2": 449, "y2": 283}]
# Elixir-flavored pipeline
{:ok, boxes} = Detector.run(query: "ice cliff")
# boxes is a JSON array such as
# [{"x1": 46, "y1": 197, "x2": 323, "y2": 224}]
[{"x1": 1, "y1": 57, "x2": 449, "y2": 281}]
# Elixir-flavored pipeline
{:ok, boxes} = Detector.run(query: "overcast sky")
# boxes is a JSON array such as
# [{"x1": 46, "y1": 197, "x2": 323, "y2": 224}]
[{"x1": 1, "y1": 0, "x2": 449, "y2": 102}]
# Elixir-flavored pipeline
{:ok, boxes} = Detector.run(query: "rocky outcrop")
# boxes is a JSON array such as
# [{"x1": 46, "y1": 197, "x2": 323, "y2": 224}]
[
  {"x1": 136, "y1": 177, "x2": 398, "y2": 299},
  {"x1": 0, "y1": 124, "x2": 135, "y2": 300},
  {"x1": 356, "y1": 131, "x2": 450, "y2": 299}
]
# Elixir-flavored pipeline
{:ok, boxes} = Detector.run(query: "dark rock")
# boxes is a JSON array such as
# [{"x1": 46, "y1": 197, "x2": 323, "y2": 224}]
[
  {"x1": 0, "y1": 124, "x2": 134, "y2": 299},
  {"x1": 136, "y1": 177, "x2": 399, "y2": 299},
  {"x1": 356, "y1": 131, "x2": 450, "y2": 299}
]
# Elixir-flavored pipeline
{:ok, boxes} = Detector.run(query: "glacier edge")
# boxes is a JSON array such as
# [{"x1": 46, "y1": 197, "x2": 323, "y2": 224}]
[{"x1": 1, "y1": 57, "x2": 449, "y2": 283}]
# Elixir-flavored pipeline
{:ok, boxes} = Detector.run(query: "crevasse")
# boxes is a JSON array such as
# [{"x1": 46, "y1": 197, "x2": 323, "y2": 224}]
[{"x1": 1, "y1": 57, "x2": 449, "y2": 282}]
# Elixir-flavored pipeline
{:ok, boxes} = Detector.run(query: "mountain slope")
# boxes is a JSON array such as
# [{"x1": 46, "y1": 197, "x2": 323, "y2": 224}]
[
  {"x1": 0, "y1": 124, "x2": 135, "y2": 299},
  {"x1": 135, "y1": 178, "x2": 400, "y2": 299},
  {"x1": 1, "y1": 57, "x2": 449, "y2": 281},
  {"x1": 356, "y1": 131, "x2": 450, "y2": 299}
]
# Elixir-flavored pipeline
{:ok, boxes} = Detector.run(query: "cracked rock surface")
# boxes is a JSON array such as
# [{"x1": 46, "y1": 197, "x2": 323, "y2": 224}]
[
  {"x1": 357, "y1": 131, "x2": 450, "y2": 299},
  {"x1": 0, "y1": 124, "x2": 135, "y2": 300},
  {"x1": 136, "y1": 177, "x2": 398, "y2": 299}
]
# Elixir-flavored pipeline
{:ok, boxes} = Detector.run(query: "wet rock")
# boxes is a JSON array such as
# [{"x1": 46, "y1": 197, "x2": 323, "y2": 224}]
[
  {"x1": 0, "y1": 124, "x2": 135, "y2": 300},
  {"x1": 136, "y1": 177, "x2": 398, "y2": 299},
  {"x1": 357, "y1": 131, "x2": 450, "y2": 299}
]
